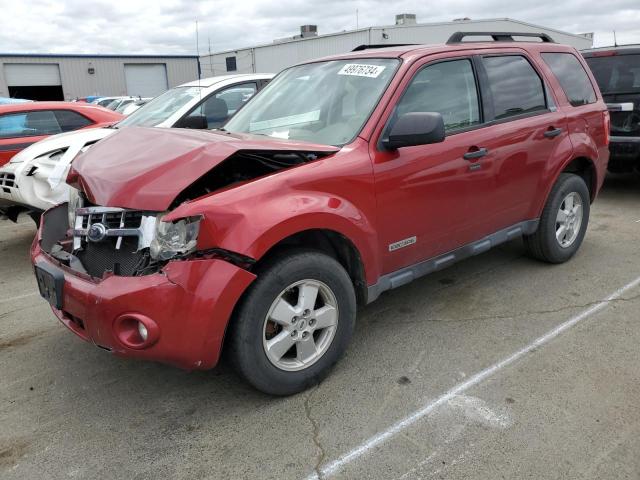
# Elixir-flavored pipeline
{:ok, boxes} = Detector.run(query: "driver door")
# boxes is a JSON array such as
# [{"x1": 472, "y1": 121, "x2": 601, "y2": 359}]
[{"x1": 372, "y1": 57, "x2": 496, "y2": 274}]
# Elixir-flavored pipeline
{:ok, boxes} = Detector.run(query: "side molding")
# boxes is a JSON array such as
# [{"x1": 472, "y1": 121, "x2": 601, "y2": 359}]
[{"x1": 367, "y1": 220, "x2": 539, "y2": 303}]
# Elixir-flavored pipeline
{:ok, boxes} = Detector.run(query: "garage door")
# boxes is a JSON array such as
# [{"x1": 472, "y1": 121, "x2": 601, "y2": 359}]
[
  {"x1": 124, "y1": 64, "x2": 168, "y2": 97},
  {"x1": 4, "y1": 64, "x2": 61, "y2": 86}
]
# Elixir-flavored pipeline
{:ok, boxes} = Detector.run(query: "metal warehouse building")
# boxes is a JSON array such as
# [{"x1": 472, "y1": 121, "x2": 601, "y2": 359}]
[
  {"x1": 0, "y1": 54, "x2": 199, "y2": 101},
  {"x1": 200, "y1": 17, "x2": 593, "y2": 76}
]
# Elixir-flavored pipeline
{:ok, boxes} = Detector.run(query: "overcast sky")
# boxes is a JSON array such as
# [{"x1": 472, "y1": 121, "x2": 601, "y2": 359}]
[{"x1": 0, "y1": 0, "x2": 638, "y2": 55}]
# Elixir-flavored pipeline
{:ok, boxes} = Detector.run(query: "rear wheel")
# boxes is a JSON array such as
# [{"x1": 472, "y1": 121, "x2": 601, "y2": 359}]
[
  {"x1": 228, "y1": 250, "x2": 356, "y2": 395},
  {"x1": 524, "y1": 173, "x2": 590, "y2": 263}
]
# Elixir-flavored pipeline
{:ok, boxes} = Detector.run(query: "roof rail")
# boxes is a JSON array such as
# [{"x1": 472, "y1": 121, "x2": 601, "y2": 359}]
[
  {"x1": 351, "y1": 44, "x2": 416, "y2": 52},
  {"x1": 446, "y1": 31, "x2": 555, "y2": 44}
]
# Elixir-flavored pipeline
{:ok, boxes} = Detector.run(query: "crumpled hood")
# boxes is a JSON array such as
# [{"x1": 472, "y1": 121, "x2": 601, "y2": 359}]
[{"x1": 71, "y1": 126, "x2": 339, "y2": 211}]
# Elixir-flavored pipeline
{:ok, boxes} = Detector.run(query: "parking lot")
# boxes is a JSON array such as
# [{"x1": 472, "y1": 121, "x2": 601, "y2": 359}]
[{"x1": 0, "y1": 174, "x2": 638, "y2": 479}]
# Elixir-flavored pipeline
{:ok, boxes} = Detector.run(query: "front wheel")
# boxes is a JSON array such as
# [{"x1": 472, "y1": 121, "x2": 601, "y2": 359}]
[
  {"x1": 228, "y1": 250, "x2": 356, "y2": 395},
  {"x1": 524, "y1": 173, "x2": 590, "y2": 263}
]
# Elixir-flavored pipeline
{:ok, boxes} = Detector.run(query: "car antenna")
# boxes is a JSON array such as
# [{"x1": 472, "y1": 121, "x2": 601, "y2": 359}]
[{"x1": 196, "y1": 20, "x2": 202, "y2": 104}]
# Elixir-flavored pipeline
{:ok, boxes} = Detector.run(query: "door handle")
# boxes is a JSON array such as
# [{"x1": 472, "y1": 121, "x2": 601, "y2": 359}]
[
  {"x1": 544, "y1": 127, "x2": 563, "y2": 138},
  {"x1": 463, "y1": 147, "x2": 488, "y2": 161}
]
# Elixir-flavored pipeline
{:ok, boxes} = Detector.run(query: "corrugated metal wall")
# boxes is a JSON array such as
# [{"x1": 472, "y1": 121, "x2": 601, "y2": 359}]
[
  {"x1": 0, "y1": 56, "x2": 199, "y2": 100},
  {"x1": 200, "y1": 19, "x2": 593, "y2": 76}
]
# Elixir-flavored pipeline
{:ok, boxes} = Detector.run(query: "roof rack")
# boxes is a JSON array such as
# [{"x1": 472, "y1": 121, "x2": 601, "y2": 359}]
[
  {"x1": 351, "y1": 44, "x2": 416, "y2": 52},
  {"x1": 446, "y1": 31, "x2": 555, "y2": 44}
]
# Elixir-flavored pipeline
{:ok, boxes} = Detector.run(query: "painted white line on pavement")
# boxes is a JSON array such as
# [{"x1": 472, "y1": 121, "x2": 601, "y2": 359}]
[
  {"x1": 0, "y1": 292, "x2": 38, "y2": 304},
  {"x1": 304, "y1": 274, "x2": 640, "y2": 480}
]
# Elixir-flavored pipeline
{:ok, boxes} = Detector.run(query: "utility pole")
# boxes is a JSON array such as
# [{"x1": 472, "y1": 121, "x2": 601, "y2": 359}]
[
  {"x1": 208, "y1": 37, "x2": 213, "y2": 76},
  {"x1": 356, "y1": 9, "x2": 359, "y2": 30}
]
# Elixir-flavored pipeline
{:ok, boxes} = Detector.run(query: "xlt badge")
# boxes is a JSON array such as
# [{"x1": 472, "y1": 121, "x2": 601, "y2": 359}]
[{"x1": 389, "y1": 236, "x2": 417, "y2": 252}]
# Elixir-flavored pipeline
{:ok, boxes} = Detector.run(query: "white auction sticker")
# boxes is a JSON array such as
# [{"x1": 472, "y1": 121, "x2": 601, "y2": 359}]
[{"x1": 338, "y1": 64, "x2": 386, "y2": 78}]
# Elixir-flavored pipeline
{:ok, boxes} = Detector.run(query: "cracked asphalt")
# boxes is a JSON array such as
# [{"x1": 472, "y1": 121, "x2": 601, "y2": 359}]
[{"x1": 1, "y1": 174, "x2": 639, "y2": 480}]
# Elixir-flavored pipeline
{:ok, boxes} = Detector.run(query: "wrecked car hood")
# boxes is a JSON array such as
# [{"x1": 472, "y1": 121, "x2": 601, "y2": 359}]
[{"x1": 70, "y1": 126, "x2": 339, "y2": 211}]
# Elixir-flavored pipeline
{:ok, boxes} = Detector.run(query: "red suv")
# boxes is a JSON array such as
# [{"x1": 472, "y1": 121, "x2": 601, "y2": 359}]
[{"x1": 32, "y1": 32, "x2": 609, "y2": 395}]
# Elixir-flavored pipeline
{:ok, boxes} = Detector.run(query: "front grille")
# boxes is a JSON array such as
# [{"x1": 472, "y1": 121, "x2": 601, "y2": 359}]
[
  {"x1": 76, "y1": 236, "x2": 148, "y2": 277},
  {"x1": 0, "y1": 172, "x2": 16, "y2": 193},
  {"x1": 72, "y1": 206, "x2": 157, "y2": 277}
]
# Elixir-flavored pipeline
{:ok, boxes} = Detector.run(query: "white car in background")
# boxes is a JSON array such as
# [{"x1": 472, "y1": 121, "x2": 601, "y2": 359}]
[
  {"x1": 0, "y1": 73, "x2": 273, "y2": 222},
  {"x1": 92, "y1": 96, "x2": 128, "y2": 108},
  {"x1": 120, "y1": 98, "x2": 152, "y2": 115}
]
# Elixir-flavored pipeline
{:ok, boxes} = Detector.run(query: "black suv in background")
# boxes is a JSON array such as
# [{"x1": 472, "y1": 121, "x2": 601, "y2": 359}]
[{"x1": 583, "y1": 46, "x2": 640, "y2": 173}]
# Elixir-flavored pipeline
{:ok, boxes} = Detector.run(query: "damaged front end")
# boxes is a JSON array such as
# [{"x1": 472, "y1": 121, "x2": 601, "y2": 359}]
[
  {"x1": 43, "y1": 196, "x2": 254, "y2": 279},
  {"x1": 43, "y1": 148, "x2": 327, "y2": 279}
]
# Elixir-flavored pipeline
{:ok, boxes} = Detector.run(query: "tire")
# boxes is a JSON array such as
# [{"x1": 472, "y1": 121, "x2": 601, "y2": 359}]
[
  {"x1": 228, "y1": 249, "x2": 357, "y2": 396},
  {"x1": 524, "y1": 173, "x2": 590, "y2": 263}
]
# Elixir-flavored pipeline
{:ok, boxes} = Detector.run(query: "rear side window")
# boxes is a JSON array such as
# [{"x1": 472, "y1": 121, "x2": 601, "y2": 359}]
[
  {"x1": 54, "y1": 110, "x2": 93, "y2": 132},
  {"x1": 542, "y1": 53, "x2": 597, "y2": 106},
  {"x1": 0, "y1": 110, "x2": 62, "y2": 138},
  {"x1": 394, "y1": 59, "x2": 480, "y2": 132},
  {"x1": 483, "y1": 55, "x2": 547, "y2": 120}
]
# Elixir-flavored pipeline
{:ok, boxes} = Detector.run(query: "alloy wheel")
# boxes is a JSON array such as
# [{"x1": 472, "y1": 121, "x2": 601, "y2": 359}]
[
  {"x1": 555, "y1": 192, "x2": 583, "y2": 248},
  {"x1": 262, "y1": 279, "x2": 339, "y2": 371}
]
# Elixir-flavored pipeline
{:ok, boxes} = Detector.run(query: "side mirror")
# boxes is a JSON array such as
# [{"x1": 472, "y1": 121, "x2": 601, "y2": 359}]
[
  {"x1": 175, "y1": 115, "x2": 208, "y2": 130},
  {"x1": 382, "y1": 112, "x2": 445, "y2": 150}
]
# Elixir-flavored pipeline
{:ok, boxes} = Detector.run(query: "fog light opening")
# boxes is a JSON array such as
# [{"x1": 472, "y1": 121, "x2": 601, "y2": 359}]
[{"x1": 114, "y1": 314, "x2": 159, "y2": 349}]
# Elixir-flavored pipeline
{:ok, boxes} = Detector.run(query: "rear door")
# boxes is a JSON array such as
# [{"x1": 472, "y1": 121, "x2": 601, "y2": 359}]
[
  {"x1": 0, "y1": 110, "x2": 63, "y2": 165},
  {"x1": 470, "y1": 52, "x2": 572, "y2": 232}
]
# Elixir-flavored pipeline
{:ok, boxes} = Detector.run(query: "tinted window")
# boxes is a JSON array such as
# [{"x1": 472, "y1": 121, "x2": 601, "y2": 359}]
[
  {"x1": 226, "y1": 56, "x2": 237, "y2": 72},
  {"x1": 483, "y1": 56, "x2": 546, "y2": 119},
  {"x1": 188, "y1": 82, "x2": 258, "y2": 128},
  {"x1": 584, "y1": 54, "x2": 640, "y2": 94},
  {"x1": 542, "y1": 53, "x2": 597, "y2": 106},
  {"x1": 54, "y1": 110, "x2": 93, "y2": 132},
  {"x1": 394, "y1": 59, "x2": 480, "y2": 132},
  {"x1": 0, "y1": 110, "x2": 61, "y2": 138}
]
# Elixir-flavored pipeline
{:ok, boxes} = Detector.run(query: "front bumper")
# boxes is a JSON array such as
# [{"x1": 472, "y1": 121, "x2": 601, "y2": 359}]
[{"x1": 31, "y1": 205, "x2": 256, "y2": 370}]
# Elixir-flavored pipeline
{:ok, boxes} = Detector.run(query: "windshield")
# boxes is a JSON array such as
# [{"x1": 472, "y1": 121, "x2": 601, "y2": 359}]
[
  {"x1": 224, "y1": 59, "x2": 399, "y2": 146},
  {"x1": 118, "y1": 86, "x2": 203, "y2": 127},
  {"x1": 585, "y1": 54, "x2": 640, "y2": 94}
]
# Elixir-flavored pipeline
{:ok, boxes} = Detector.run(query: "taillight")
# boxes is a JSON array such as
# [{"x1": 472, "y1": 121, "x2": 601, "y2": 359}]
[{"x1": 603, "y1": 111, "x2": 610, "y2": 146}]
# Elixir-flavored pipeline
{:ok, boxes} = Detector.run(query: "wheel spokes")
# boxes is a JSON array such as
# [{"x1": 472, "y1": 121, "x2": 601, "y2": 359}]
[
  {"x1": 572, "y1": 204, "x2": 582, "y2": 218},
  {"x1": 270, "y1": 297, "x2": 297, "y2": 326},
  {"x1": 556, "y1": 209, "x2": 568, "y2": 223},
  {"x1": 556, "y1": 225, "x2": 567, "y2": 243},
  {"x1": 296, "y1": 338, "x2": 317, "y2": 364},
  {"x1": 313, "y1": 305, "x2": 338, "y2": 329},
  {"x1": 298, "y1": 283, "x2": 319, "y2": 311},
  {"x1": 266, "y1": 330, "x2": 296, "y2": 361},
  {"x1": 564, "y1": 194, "x2": 574, "y2": 211}
]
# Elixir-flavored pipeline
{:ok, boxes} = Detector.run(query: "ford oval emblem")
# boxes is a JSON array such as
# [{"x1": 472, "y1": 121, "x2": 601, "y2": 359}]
[{"x1": 87, "y1": 223, "x2": 107, "y2": 242}]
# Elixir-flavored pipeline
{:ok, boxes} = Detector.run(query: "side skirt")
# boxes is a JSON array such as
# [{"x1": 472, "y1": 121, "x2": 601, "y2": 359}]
[{"x1": 366, "y1": 219, "x2": 539, "y2": 304}]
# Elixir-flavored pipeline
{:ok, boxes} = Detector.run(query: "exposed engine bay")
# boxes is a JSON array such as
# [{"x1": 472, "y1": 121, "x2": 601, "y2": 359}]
[{"x1": 172, "y1": 150, "x2": 325, "y2": 206}]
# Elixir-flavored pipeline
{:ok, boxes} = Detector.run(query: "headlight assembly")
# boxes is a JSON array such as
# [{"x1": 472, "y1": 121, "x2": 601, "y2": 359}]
[{"x1": 149, "y1": 215, "x2": 201, "y2": 261}]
